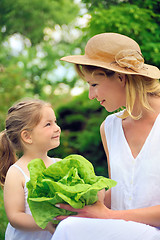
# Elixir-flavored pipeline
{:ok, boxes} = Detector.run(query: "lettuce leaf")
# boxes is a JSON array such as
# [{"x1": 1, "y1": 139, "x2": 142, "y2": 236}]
[{"x1": 27, "y1": 154, "x2": 116, "y2": 229}]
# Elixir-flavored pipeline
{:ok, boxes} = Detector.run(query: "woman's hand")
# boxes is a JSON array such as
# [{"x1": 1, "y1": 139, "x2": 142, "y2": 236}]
[
  {"x1": 97, "y1": 189, "x2": 106, "y2": 203},
  {"x1": 44, "y1": 221, "x2": 57, "y2": 234},
  {"x1": 55, "y1": 200, "x2": 113, "y2": 221}
]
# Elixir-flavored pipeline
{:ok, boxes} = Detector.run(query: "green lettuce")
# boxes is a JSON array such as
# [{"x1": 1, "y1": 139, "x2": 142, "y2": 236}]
[{"x1": 27, "y1": 154, "x2": 116, "y2": 229}]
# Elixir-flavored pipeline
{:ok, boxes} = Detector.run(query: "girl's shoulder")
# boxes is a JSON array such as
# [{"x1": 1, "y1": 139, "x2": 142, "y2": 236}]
[
  {"x1": 54, "y1": 158, "x2": 61, "y2": 162},
  {"x1": 49, "y1": 157, "x2": 61, "y2": 164},
  {"x1": 7, "y1": 163, "x2": 23, "y2": 176},
  {"x1": 4, "y1": 163, "x2": 25, "y2": 188}
]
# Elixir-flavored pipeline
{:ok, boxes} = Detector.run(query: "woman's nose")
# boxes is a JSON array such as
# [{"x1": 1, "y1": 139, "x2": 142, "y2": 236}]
[{"x1": 88, "y1": 87, "x2": 95, "y2": 100}]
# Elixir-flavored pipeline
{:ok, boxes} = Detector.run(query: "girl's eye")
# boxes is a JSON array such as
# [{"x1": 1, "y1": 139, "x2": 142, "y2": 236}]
[
  {"x1": 54, "y1": 120, "x2": 57, "y2": 125},
  {"x1": 91, "y1": 84, "x2": 97, "y2": 87},
  {"x1": 45, "y1": 123, "x2": 51, "y2": 127}
]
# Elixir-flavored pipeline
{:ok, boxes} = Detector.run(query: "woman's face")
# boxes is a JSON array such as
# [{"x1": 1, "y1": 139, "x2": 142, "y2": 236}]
[{"x1": 84, "y1": 69, "x2": 126, "y2": 112}]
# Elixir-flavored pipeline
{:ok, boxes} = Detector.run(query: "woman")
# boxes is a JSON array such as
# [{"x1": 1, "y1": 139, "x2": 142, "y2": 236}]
[{"x1": 52, "y1": 33, "x2": 160, "y2": 240}]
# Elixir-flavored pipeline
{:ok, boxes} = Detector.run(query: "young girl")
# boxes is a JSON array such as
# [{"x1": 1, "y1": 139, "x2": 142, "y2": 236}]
[
  {"x1": 0, "y1": 98, "x2": 61, "y2": 240},
  {"x1": 50, "y1": 33, "x2": 160, "y2": 239}
]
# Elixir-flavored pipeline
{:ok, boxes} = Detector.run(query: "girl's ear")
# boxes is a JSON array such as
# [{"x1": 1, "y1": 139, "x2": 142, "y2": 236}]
[{"x1": 21, "y1": 130, "x2": 32, "y2": 144}]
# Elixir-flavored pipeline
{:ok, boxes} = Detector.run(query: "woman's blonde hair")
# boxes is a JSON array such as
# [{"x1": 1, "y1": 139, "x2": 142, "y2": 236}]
[
  {"x1": 0, "y1": 98, "x2": 51, "y2": 188},
  {"x1": 75, "y1": 64, "x2": 160, "y2": 119}
]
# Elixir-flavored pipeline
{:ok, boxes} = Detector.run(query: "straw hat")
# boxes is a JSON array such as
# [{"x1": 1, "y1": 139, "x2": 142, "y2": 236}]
[{"x1": 61, "y1": 33, "x2": 160, "y2": 79}]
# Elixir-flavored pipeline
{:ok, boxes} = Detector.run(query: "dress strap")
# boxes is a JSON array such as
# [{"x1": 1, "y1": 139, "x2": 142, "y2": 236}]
[
  {"x1": 51, "y1": 157, "x2": 57, "y2": 164},
  {"x1": 13, "y1": 164, "x2": 30, "y2": 181}
]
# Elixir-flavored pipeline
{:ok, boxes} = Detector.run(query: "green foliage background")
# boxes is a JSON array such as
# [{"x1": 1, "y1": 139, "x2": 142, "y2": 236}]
[
  {"x1": 51, "y1": 91, "x2": 110, "y2": 176},
  {"x1": 0, "y1": 188, "x2": 8, "y2": 239},
  {"x1": 0, "y1": 0, "x2": 160, "y2": 238}
]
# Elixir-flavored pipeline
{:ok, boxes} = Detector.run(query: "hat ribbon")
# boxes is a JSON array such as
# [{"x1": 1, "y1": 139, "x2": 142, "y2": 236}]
[{"x1": 115, "y1": 49, "x2": 144, "y2": 72}]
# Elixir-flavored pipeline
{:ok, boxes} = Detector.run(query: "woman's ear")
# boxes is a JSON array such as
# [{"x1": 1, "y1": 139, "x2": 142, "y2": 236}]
[
  {"x1": 21, "y1": 130, "x2": 32, "y2": 144},
  {"x1": 118, "y1": 74, "x2": 126, "y2": 87}
]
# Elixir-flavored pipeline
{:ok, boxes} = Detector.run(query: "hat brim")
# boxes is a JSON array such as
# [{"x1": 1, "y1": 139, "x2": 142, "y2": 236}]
[{"x1": 61, "y1": 55, "x2": 160, "y2": 79}]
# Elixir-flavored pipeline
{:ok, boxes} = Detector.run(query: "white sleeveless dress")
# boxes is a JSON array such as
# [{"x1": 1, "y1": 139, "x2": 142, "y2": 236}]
[
  {"x1": 51, "y1": 112, "x2": 160, "y2": 240},
  {"x1": 5, "y1": 158, "x2": 57, "y2": 240}
]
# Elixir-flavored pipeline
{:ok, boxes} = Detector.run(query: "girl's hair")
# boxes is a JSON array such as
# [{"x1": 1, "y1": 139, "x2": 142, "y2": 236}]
[
  {"x1": 0, "y1": 98, "x2": 52, "y2": 188},
  {"x1": 75, "y1": 64, "x2": 160, "y2": 119}
]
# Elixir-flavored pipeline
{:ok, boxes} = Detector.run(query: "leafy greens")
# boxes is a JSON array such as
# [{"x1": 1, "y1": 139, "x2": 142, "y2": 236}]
[{"x1": 27, "y1": 154, "x2": 117, "y2": 229}]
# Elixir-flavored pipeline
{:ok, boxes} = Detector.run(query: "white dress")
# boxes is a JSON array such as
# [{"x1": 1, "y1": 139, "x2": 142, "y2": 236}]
[
  {"x1": 51, "y1": 112, "x2": 160, "y2": 240},
  {"x1": 5, "y1": 158, "x2": 57, "y2": 240}
]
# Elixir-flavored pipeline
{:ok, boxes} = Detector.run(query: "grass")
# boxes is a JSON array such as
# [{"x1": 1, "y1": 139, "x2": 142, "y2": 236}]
[{"x1": 0, "y1": 188, "x2": 8, "y2": 240}]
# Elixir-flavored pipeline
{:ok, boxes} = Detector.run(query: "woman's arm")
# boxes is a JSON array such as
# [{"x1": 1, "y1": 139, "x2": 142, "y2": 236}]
[
  {"x1": 111, "y1": 205, "x2": 160, "y2": 227},
  {"x1": 55, "y1": 201, "x2": 160, "y2": 227},
  {"x1": 100, "y1": 120, "x2": 111, "y2": 178},
  {"x1": 4, "y1": 167, "x2": 55, "y2": 233},
  {"x1": 100, "y1": 120, "x2": 111, "y2": 209}
]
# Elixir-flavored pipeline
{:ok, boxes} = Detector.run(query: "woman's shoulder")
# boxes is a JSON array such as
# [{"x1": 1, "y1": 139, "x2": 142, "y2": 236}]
[
  {"x1": 105, "y1": 110, "x2": 124, "y2": 124},
  {"x1": 101, "y1": 110, "x2": 125, "y2": 137},
  {"x1": 101, "y1": 112, "x2": 120, "y2": 129}
]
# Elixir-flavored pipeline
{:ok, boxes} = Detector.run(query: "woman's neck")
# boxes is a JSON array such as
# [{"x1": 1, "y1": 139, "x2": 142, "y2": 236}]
[{"x1": 131, "y1": 95, "x2": 160, "y2": 120}]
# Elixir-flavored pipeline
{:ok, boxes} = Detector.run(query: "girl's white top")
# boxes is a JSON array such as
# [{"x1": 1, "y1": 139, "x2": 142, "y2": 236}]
[
  {"x1": 5, "y1": 158, "x2": 57, "y2": 240},
  {"x1": 104, "y1": 112, "x2": 160, "y2": 212}
]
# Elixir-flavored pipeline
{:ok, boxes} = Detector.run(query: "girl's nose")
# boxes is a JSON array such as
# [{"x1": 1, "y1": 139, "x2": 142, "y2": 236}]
[{"x1": 56, "y1": 124, "x2": 61, "y2": 133}]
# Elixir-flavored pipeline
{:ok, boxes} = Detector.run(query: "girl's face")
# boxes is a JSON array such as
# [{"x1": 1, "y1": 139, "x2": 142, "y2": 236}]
[
  {"x1": 84, "y1": 70, "x2": 126, "y2": 112},
  {"x1": 30, "y1": 106, "x2": 61, "y2": 152}
]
